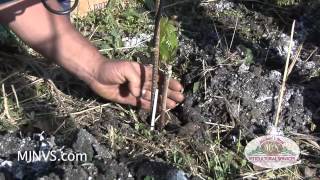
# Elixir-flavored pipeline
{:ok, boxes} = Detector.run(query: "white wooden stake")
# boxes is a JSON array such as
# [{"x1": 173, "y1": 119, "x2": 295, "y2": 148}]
[{"x1": 150, "y1": 89, "x2": 159, "y2": 130}]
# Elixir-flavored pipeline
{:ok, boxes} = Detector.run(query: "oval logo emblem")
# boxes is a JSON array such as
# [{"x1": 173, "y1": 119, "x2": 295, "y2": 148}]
[{"x1": 244, "y1": 135, "x2": 300, "y2": 168}]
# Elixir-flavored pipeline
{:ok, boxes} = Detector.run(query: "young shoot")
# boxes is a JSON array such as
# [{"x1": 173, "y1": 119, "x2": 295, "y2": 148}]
[
  {"x1": 158, "y1": 17, "x2": 179, "y2": 129},
  {"x1": 159, "y1": 17, "x2": 179, "y2": 65}
]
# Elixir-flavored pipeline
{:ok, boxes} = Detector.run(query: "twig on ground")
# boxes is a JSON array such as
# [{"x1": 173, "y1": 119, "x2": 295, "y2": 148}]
[
  {"x1": 124, "y1": 136, "x2": 162, "y2": 152},
  {"x1": 236, "y1": 0, "x2": 288, "y2": 9},
  {"x1": 305, "y1": 47, "x2": 318, "y2": 62},
  {"x1": 0, "y1": 72, "x2": 19, "y2": 85},
  {"x1": 241, "y1": 161, "x2": 301, "y2": 178},
  {"x1": 6, "y1": 78, "x2": 44, "y2": 97},
  {"x1": 204, "y1": 122, "x2": 234, "y2": 129},
  {"x1": 1, "y1": 84, "x2": 15, "y2": 125},
  {"x1": 70, "y1": 103, "x2": 112, "y2": 116},
  {"x1": 229, "y1": 16, "x2": 239, "y2": 53},
  {"x1": 89, "y1": 25, "x2": 100, "y2": 40},
  {"x1": 201, "y1": 59, "x2": 209, "y2": 99},
  {"x1": 11, "y1": 85, "x2": 20, "y2": 109},
  {"x1": 213, "y1": 22, "x2": 223, "y2": 49},
  {"x1": 52, "y1": 120, "x2": 66, "y2": 135},
  {"x1": 287, "y1": 44, "x2": 302, "y2": 76},
  {"x1": 20, "y1": 94, "x2": 47, "y2": 104}
]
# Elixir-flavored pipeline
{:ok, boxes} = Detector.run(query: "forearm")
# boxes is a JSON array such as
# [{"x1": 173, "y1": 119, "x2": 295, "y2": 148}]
[{"x1": 0, "y1": 0, "x2": 104, "y2": 83}]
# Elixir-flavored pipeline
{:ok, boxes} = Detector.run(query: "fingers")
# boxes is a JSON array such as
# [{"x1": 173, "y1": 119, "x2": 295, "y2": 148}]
[
  {"x1": 167, "y1": 90, "x2": 185, "y2": 103},
  {"x1": 140, "y1": 89, "x2": 151, "y2": 100},
  {"x1": 126, "y1": 63, "x2": 183, "y2": 92},
  {"x1": 123, "y1": 62, "x2": 153, "y2": 97},
  {"x1": 125, "y1": 63, "x2": 142, "y2": 97},
  {"x1": 121, "y1": 62, "x2": 184, "y2": 110},
  {"x1": 169, "y1": 79, "x2": 184, "y2": 92},
  {"x1": 137, "y1": 98, "x2": 151, "y2": 110},
  {"x1": 141, "y1": 89, "x2": 184, "y2": 103},
  {"x1": 135, "y1": 97, "x2": 176, "y2": 111},
  {"x1": 115, "y1": 91, "x2": 151, "y2": 110},
  {"x1": 143, "y1": 65, "x2": 183, "y2": 91},
  {"x1": 165, "y1": 98, "x2": 178, "y2": 109},
  {"x1": 139, "y1": 90, "x2": 183, "y2": 111}
]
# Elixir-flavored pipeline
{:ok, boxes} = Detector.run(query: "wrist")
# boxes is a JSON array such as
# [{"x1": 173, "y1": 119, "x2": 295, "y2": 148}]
[
  {"x1": 77, "y1": 55, "x2": 106, "y2": 86},
  {"x1": 58, "y1": 52, "x2": 106, "y2": 87}
]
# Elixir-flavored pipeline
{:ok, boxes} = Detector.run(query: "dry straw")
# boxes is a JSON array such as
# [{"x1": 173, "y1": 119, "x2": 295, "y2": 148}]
[{"x1": 274, "y1": 20, "x2": 296, "y2": 127}]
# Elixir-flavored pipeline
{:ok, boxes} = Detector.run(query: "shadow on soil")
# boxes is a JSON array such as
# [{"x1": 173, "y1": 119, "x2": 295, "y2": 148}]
[
  {"x1": 232, "y1": 0, "x2": 320, "y2": 46},
  {"x1": 302, "y1": 77, "x2": 320, "y2": 133}
]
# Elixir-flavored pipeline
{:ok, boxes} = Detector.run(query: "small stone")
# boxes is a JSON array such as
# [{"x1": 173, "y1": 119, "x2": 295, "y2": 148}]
[
  {"x1": 73, "y1": 129, "x2": 113, "y2": 162},
  {"x1": 238, "y1": 63, "x2": 250, "y2": 73},
  {"x1": 269, "y1": 70, "x2": 282, "y2": 81},
  {"x1": 37, "y1": 173, "x2": 61, "y2": 180},
  {"x1": 130, "y1": 159, "x2": 188, "y2": 180},
  {"x1": 304, "y1": 61, "x2": 315, "y2": 70},
  {"x1": 211, "y1": 0, "x2": 234, "y2": 13},
  {"x1": 304, "y1": 166, "x2": 317, "y2": 177},
  {"x1": 73, "y1": 129, "x2": 96, "y2": 161},
  {"x1": 64, "y1": 166, "x2": 89, "y2": 180}
]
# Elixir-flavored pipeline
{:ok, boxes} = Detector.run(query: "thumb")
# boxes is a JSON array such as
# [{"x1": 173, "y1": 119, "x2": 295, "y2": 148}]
[
  {"x1": 129, "y1": 81, "x2": 141, "y2": 97},
  {"x1": 123, "y1": 62, "x2": 142, "y2": 97}
]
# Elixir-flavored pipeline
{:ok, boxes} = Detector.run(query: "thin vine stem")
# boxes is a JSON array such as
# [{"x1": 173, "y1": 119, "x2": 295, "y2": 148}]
[{"x1": 150, "y1": 0, "x2": 162, "y2": 128}]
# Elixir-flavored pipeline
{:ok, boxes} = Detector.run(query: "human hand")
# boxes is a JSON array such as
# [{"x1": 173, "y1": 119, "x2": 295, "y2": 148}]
[{"x1": 89, "y1": 60, "x2": 184, "y2": 110}]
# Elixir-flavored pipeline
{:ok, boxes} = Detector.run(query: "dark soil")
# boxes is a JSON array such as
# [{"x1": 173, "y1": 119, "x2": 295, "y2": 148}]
[{"x1": 0, "y1": 129, "x2": 188, "y2": 180}]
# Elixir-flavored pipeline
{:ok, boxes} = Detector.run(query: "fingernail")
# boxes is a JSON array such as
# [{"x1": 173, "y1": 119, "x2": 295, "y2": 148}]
[{"x1": 142, "y1": 89, "x2": 146, "y2": 97}]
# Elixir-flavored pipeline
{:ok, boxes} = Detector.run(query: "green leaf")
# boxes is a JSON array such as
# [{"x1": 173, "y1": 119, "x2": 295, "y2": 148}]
[
  {"x1": 244, "y1": 48, "x2": 253, "y2": 65},
  {"x1": 122, "y1": 8, "x2": 139, "y2": 22},
  {"x1": 159, "y1": 17, "x2": 179, "y2": 64},
  {"x1": 193, "y1": 81, "x2": 200, "y2": 94},
  {"x1": 266, "y1": 171, "x2": 276, "y2": 178},
  {"x1": 144, "y1": 176, "x2": 155, "y2": 180},
  {"x1": 238, "y1": 44, "x2": 254, "y2": 65},
  {"x1": 241, "y1": 159, "x2": 247, "y2": 167}
]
